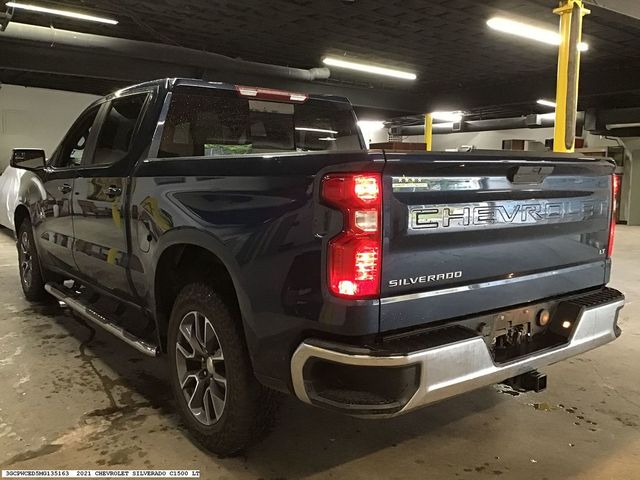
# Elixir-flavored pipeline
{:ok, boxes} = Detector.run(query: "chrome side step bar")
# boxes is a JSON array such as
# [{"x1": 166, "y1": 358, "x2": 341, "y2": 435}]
[{"x1": 45, "y1": 283, "x2": 159, "y2": 357}]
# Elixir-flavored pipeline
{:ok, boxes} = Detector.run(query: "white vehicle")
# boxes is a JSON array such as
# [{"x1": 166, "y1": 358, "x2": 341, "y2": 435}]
[{"x1": 0, "y1": 164, "x2": 27, "y2": 231}]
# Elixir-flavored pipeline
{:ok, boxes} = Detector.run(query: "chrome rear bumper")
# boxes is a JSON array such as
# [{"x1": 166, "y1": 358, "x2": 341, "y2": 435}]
[{"x1": 291, "y1": 291, "x2": 624, "y2": 417}]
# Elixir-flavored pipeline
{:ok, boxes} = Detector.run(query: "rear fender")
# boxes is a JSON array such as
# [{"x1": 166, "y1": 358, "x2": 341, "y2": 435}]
[{"x1": 152, "y1": 228, "x2": 257, "y2": 354}]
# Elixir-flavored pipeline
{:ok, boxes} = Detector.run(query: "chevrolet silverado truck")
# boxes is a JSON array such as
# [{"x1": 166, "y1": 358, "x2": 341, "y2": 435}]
[{"x1": 9, "y1": 78, "x2": 625, "y2": 455}]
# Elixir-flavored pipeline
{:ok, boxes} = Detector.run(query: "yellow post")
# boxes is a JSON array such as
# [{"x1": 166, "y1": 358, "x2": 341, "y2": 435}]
[
  {"x1": 424, "y1": 113, "x2": 433, "y2": 151},
  {"x1": 553, "y1": 0, "x2": 590, "y2": 153}
]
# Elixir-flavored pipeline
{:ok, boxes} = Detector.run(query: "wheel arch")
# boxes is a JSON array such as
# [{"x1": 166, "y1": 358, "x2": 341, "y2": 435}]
[
  {"x1": 13, "y1": 204, "x2": 31, "y2": 233},
  {"x1": 152, "y1": 229, "x2": 255, "y2": 355}
]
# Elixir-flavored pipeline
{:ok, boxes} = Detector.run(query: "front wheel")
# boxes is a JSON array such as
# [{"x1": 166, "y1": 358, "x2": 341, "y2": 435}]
[
  {"x1": 17, "y1": 218, "x2": 47, "y2": 301},
  {"x1": 167, "y1": 282, "x2": 274, "y2": 456}
]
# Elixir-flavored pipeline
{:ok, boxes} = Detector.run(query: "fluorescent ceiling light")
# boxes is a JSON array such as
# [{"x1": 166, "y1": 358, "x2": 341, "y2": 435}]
[
  {"x1": 487, "y1": 17, "x2": 588, "y2": 52},
  {"x1": 295, "y1": 127, "x2": 338, "y2": 134},
  {"x1": 6, "y1": 2, "x2": 118, "y2": 25},
  {"x1": 431, "y1": 111, "x2": 463, "y2": 122},
  {"x1": 318, "y1": 137, "x2": 337, "y2": 141},
  {"x1": 323, "y1": 57, "x2": 417, "y2": 80},
  {"x1": 537, "y1": 99, "x2": 557, "y2": 108}
]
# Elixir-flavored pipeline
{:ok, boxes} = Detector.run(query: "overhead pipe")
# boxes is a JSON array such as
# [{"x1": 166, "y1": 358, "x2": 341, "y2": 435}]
[
  {"x1": 0, "y1": 22, "x2": 331, "y2": 81},
  {"x1": 389, "y1": 113, "x2": 585, "y2": 136}
]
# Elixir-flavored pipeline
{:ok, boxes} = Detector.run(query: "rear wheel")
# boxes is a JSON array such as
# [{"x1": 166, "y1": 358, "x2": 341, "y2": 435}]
[
  {"x1": 17, "y1": 218, "x2": 47, "y2": 301},
  {"x1": 168, "y1": 282, "x2": 274, "y2": 456}
]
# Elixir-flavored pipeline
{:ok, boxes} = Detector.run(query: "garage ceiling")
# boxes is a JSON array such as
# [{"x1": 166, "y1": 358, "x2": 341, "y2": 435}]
[{"x1": 2, "y1": 0, "x2": 640, "y2": 119}]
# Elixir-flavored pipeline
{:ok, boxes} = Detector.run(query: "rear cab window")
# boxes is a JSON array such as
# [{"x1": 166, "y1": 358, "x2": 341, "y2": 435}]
[{"x1": 157, "y1": 87, "x2": 363, "y2": 158}]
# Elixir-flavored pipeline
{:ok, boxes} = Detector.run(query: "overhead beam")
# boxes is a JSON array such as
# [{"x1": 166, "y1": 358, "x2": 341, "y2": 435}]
[
  {"x1": 0, "y1": 42, "x2": 198, "y2": 82},
  {"x1": 0, "y1": 40, "x2": 427, "y2": 113},
  {"x1": 585, "y1": 0, "x2": 640, "y2": 21},
  {"x1": 4, "y1": 39, "x2": 640, "y2": 116},
  {"x1": 0, "y1": 22, "x2": 330, "y2": 82},
  {"x1": 2, "y1": 30, "x2": 640, "y2": 118},
  {"x1": 585, "y1": 106, "x2": 640, "y2": 136}
]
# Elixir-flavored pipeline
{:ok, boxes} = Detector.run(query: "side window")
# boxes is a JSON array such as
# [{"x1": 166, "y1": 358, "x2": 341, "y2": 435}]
[
  {"x1": 89, "y1": 93, "x2": 147, "y2": 166},
  {"x1": 55, "y1": 106, "x2": 101, "y2": 168}
]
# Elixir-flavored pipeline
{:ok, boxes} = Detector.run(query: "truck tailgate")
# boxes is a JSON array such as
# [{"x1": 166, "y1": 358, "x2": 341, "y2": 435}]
[{"x1": 380, "y1": 151, "x2": 614, "y2": 332}]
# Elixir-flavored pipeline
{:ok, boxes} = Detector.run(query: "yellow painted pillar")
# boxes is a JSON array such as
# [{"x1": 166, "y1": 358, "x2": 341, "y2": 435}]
[
  {"x1": 424, "y1": 113, "x2": 433, "y2": 151},
  {"x1": 106, "y1": 248, "x2": 119, "y2": 265},
  {"x1": 553, "y1": 0, "x2": 590, "y2": 153}
]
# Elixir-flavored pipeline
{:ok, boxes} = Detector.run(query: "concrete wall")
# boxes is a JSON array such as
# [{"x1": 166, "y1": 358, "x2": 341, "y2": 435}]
[
  {"x1": 359, "y1": 122, "x2": 388, "y2": 147},
  {"x1": 621, "y1": 138, "x2": 640, "y2": 226},
  {"x1": 0, "y1": 84, "x2": 99, "y2": 169}
]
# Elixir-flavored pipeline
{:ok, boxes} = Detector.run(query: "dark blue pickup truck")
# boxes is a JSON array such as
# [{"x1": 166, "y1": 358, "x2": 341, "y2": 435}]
[{"x1": 9, "y1": 78, "x2": 624, "y2": 455}]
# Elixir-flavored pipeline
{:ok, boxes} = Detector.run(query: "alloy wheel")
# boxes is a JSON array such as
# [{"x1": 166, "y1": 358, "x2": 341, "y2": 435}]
[
  {"x1": 175, "y1": 310, "x2": 227, "y2": 425},
  {"x1": 20, "y1": 231, "x2": 33, "y2": 289}
]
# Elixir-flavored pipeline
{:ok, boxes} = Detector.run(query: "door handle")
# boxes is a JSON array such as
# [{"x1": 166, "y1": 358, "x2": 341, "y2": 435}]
[
  {"x1": 58, "y1": 184, "x2": 72, "y2": 194},
  {"x1": 106, "y1": 185, "x2": 122, "y2": 198}
]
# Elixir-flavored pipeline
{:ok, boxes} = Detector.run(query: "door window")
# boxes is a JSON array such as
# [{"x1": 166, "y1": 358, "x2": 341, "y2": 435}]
[
  {"x1": 89, "y1": 93, "x2": 148, "y2": 166},
  {"x1": 54, "y1": 105, "x2": 101, "y2": 168}
]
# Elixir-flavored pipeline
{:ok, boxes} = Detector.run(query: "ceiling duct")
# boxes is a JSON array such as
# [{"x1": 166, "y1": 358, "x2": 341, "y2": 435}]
[
  {"x1": 0, "y1": 5, "x2": 12, "y2": 31},
  {"x1": 585, "y1": 106, "x2": 640, "y2": 136},
  {"x1": 0, "y1": 22, "x2": 331, "y2": 82},
  {"x1": 389, "y1": 113, "x2": 585, "y2": 136}
]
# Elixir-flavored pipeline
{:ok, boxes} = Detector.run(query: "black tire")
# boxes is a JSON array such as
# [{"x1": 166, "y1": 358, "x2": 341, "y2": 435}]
[
  {"x1": 168, "y1": 282, "x2": 274, "y2": 456},
  {"x1": 17, "y1": 218, "x2": 47, "y2": 302}
]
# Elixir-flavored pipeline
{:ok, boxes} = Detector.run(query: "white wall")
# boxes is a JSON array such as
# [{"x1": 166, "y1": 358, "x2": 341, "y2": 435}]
[
  {"x1": 358, "y1": 122, "x2": 388, "y2": 147},
  {"x1": 0, "y1": 84, "x2": 99, "y2": 169},
  {"x1": 620, "y1": 138, "x2": 640, "y2": 226}
]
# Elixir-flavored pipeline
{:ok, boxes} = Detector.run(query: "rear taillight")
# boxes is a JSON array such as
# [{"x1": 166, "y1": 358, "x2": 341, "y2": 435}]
[
  {"x1": 321, "y1": 173, "x2": 382, "y2": 299},
  {"x1": 608, "y1": 174, "x2": 621, "y2": 258}
]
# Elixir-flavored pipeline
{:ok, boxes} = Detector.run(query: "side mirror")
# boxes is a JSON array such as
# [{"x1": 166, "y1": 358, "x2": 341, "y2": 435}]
[{"x1": 10, "y1": 148, "x2": 46, "y2": 170}]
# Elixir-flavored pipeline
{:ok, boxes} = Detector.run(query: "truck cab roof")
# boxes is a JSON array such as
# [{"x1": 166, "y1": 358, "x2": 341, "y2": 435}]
[{"x1": 97, "y1": 77, "x2": 352, "y2": 106}]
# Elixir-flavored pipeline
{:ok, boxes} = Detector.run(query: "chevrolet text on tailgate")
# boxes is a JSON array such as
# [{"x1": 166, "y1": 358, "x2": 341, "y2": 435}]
[{"x1": 9, "y1": 78, "x2": 624, "y2": 455}]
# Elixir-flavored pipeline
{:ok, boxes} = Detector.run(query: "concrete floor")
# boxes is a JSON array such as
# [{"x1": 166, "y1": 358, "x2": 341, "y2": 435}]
[{"x1": 0, "y1": 227, "x2": 638, "y2": 479}]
